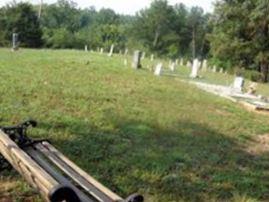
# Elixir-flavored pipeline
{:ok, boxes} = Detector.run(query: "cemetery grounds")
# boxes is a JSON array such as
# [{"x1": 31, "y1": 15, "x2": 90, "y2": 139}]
[{"x1": 1, "y1": 48, "x2": 269, "y2": 201}]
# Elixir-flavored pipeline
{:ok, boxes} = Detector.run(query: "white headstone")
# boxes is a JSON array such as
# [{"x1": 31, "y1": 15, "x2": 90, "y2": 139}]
[
  {"x1": 108, "y1": 44, "x2": 114, "y2": 57},
  {"x1": 175, "y1": 59, "x2": 179, "y2": 65},
  {"x1": 202, "y1": 60, "x2": 207, "y2": 72},
  {"x1": 219, "y1": 68, "x2": 224, "y2": 73},
  {"x1": 213, "y1": 65, "x2": 217, "y2": 73},
  {"x1": 132, "y1": 50, "x2": 142, "y2": 69},
  {"x1": 232, "y1": 76, "x2": 244, "y2": 93},
  {"x1": 154, "y1": 63, "x2": 163, "y2": 76},
  {"x1": 124, "y1": 59, "x2": 128, "y2": 66},
  {"x1": 190, "y1": 59, "x2": 199, "y2": 78},
  {"x1": 84, "y1": 45, "x2": 88, "y2": 52},
  {"x1": 150, "y1": 54, "x2": 154, "y2": 61},
  {"x1": 170, "y1": 62, "x2": 176, "y2": 72},
  {"x1": 100, "y1": 48, "x2": 104, "y2": 54},
  {"x1": 180, "y1": 58, "x2": 184, "y2": 66}
]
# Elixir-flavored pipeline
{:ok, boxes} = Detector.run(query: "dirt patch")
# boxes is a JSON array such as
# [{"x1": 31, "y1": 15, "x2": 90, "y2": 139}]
[{"x1": 245, "y1": 134, "x2": 269, "y2": 155}]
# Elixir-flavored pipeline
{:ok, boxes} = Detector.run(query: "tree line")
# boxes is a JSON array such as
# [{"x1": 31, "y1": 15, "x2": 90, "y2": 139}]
[{"x1": 0, "y1": 0, "x2": 269, "y2": 82}]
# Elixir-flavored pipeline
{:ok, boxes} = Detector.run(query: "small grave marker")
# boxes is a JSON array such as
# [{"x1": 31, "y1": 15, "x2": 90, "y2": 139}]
[
  {"x1": 180, "y1": 58, "x2": 184, "y2": 66},
  {"x1": 202, "y1": 60, "x2": 207, "y2": 72},
  {"x1": 108, "y1": 44, "x2": 114, "y2": 57},
  {"x1": 150, "y1": 54, "x2": 154, "y2": 61},
  {"x1": 213, "y1": 65, "x2": 217, "y2": 73},
  {"x1": 232, "y1": 76, "x2": 244, "y2": 93},
  {"x1": 169, "y1": 62, "x2": 176, "y2": 72},
  {"x1": 154, "y1": 63, "x2": 163, "y2": 76},
  {"x1": 84, "y1": 45, "x2": 88, "y2": 52},
  {"x1": 124, "y1": 59, "x2": 128, "y2": 66},
  {"x1": 132, "y1": 50, "x2": 142, "y2": 69}
]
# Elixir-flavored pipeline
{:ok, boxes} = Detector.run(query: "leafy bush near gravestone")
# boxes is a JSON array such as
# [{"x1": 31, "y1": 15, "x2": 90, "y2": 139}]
[{"x1": 243, "y1": 70, "x2": 263, "y2": 82}]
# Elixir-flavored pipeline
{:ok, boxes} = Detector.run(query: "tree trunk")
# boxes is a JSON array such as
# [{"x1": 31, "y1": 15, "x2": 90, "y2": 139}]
[
  {"x1": 260, "y1": 60, "x2": 268, "y2": 82},
  {"x1": 38, "y1": 0, "x2": 43, "y2": 19},
  {"x1": 153, "y1": 29, "x2": 160, "y2": 48},
  {"x1": 192, "y1": 26, "x2": 196, "y2": 59}
]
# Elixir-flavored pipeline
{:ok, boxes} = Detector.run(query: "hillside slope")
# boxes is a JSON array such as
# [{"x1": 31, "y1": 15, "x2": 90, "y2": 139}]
[{"x1": 0, "y1": 49, "x2": 269, "y2": 201}]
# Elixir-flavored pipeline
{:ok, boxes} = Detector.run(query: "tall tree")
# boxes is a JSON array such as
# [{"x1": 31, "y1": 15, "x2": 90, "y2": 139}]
[
  {"x1": 210, "y1": 0, "x2": 269, "y2": 82},
  {"x1": 0, "y1": 2, "x2": 43, "y2": 47}
]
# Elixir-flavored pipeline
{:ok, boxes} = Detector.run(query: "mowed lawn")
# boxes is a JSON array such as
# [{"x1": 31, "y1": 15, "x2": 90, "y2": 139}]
[{"x1": 1, "y1": 48, "x2": 269, "y2": 202}]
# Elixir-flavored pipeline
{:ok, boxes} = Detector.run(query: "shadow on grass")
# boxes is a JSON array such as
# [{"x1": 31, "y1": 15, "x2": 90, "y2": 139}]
[{"x1": 38, "y1": 118, "x2": 269, "y2": 202}]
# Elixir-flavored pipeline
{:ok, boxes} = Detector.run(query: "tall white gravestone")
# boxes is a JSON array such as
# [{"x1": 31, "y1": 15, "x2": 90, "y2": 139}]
[
  {"x1": 190, "y1": 59, "x2": 199, "y2": 78},
  {"x1": 132, "y1": 50, "x2": 142, "y2": 69},
  {"x1": 180, "y1": 58, "x2": 184, "y2": 66},
  {"x1": 12, "y1": 33, "x2": 19, "y2": 51},
  {"x1": 150, "y1": 54, "x2": 154, "y2": 61},
  {"x1": 154, "y1": 63, "x2": 163, "y2": 76},
  {"x1": 84, "y1": 45, "x2": 88, "y2": 52},
  {"x1": 169, "y1": 62, "x2": 176, "y2": 72},
  {"x1": 108, "y1": 44, "x2": 114, "y2": 57},
  {"x1": 202, "y1": 60, "x2": 207, "y2": 72}
]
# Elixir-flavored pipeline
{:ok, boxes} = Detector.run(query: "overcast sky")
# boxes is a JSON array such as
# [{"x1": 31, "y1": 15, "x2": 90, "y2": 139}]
[{"x1": 0, "y1": 0, "x2": 215, "y2": 15}]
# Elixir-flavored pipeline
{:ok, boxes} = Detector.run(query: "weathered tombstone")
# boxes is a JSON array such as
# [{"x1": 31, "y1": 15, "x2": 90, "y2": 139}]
[
  {"x1": 180, "y1": 58, "x2": 184, "y2": 66},
  {"x1": 100, "y1": 48, "x2": 104, "y2": 54},
  {"x1": 175, "y1": 59, "x2": 179, "y2": 65},
  {"x1": 212, "y1": 65, "x2": 217, "y2": 73},
  {"x1": 84, "y1": 45, "x2": 88, "y2": 52},
  {"x1": 124, "y1": 48, "x2": 128, "y2": 56},
  {"x1": 124, "y1": 59, "x2": 128, "y2": 66},
  {"x1": 132, "y1": 50, "x2": 142, "y2": 69},
  {"x1": 150, "y1": 54, "x2": 154, "y2": 61},
  {"x1": 141, "y1": 52, "x2": 146, "y2": 60},
  {"x1": 169, "y1": 62, "x2": 176, "y2": 72},
  {"x1": 187, "y1": 61, "x2": 192, "y2": 68},
  {"x1": 219, "y1": 68, "x2": 224, "y2": 73},
  {"x1": 154, "y1": 63, "x2": 163, "y2": 76},
  {"x1": 232, "y1": 76, "x2": 244, "y2": 93},
  {"x1": 108, "y1": 44, "x2": 114, "y2": 57},
  {"x1": 12, "y1": 33, "x2": 19, "y2": 51},
  {"x1": 190, "y1": 59, "x2": 199, "y2": 78},
  {"x1": 202, "y1": 60, "x2": 207, "y2": 72}
]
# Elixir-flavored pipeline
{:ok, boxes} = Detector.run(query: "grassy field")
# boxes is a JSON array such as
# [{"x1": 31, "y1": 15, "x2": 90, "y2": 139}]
[{"x1": 1, "y1": 48, "x2": 269, "y2": 202}]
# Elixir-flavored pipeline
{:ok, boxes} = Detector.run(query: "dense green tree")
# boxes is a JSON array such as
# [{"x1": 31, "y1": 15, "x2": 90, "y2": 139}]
[
  {"x1": 0, "y1": 2, "x2": 43, "y2": 47},
  {"x1": 210, "y1": 0, "x2": 269, "y2": 82}
]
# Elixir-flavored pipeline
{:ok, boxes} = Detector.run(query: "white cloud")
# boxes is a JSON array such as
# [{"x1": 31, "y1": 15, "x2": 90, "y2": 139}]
[{"x1": 0, "y1": 0, "x2": 214, "y2": 15}]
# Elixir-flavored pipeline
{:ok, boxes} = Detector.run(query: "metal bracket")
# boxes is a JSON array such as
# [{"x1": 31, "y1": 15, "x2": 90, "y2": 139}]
[{"x1": 0, "y1": 120, "x2": 49, "y2": 171}]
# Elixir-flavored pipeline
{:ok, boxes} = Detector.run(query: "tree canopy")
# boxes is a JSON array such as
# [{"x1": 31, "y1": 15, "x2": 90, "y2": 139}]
[{"x1": 1, "y1": 0, "x2": 269, "y2": 82}]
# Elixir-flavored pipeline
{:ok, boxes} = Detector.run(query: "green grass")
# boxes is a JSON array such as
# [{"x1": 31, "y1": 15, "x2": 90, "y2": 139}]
[{"x1": 1, "y1": 48, "x2": 269, "y2": 201}]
